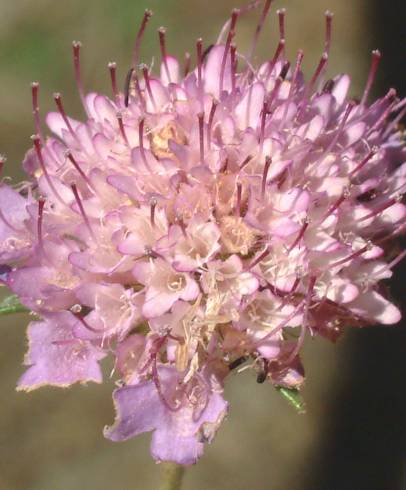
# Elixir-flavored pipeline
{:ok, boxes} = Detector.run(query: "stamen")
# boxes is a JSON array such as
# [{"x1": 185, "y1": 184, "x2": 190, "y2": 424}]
[
  {"x1": 196, "y1": 38, "x2": 204, "y2": 102},
  {"x1": 31, "y1": 135, "x2": 65, "y2": 205},
  {"x1": 72, "y1": 41, "x2": 88, "y2": 113},
  {"x1": 116, "y1": 111, "x2": 130, "y2": 146},
  {"x1": 65, "y1": 150, "x2": 93, "y2": 188},
  {"x1": 247, "y1": 246, "x2": 271, "y2": 270},
  {"x1": 357, "y1": 196, "x2": 399, "y2": 223},
  {"x1": 248, "y1": 0, "x2": 273, "y2": 62},
  {"x1": 277, "y1": 8, "x2": 286, "y2": 56},
  {"x1": 124, "y1": 67, "x2": 134, "y2": 107},
  {"x1": 288, "y1": 218, "x2": 309, "y2": 252},
  {"x1": 158, "y1": 27, "x2": 171, "y2": 83},
  {"x1": 310, "y1": 52, "x2": 329, "y2": 92},
  {"x1": 366, "y1": 88, "x2": 397, "y2": 135},
  {"x1": 321, "y1": 100, "x2": 356, "y2": 155},
  {"x1": 207, "y1": 100, "x2": 218, "y2": 150},
  {"x1": 361, "y1": 50, "x2": 381, "y2": 106},
  {"x1": 150, "y1": 197, "x2": 157, "y2": 227},
  {"x1": 261, "y1": 156, "x2": 272, "y2": 198},
  {"x1": 322, "y1": 189, "x2": 350, "y2": 221},
  {"x1": 330, "y1": 244, "x2": 370, "y2": 268},
  {"x1": 37, "y1": 198, "x2": 45, "y2": 249},
  {"x1": 278, "y1": 50, "x2": 304, "y2": 129},
  {"x1": 265, "y1": 39, "x2": 285, "y2": 83},
  {"x1": 183, "y1": 52, "x2": 191, "y2": 76},
  {"x1": 259, "y1": 102, "x2": 268, "y2": 152},
  {"x1": 132, "y1": 9, "x2": 153, "y2": 69},
  {"x1": 387, "y1": 248, "x2": 406, "y2": 270},
  {"x1": 53, "y1": 93, "x2": 80, "y2": 143},
  {"x1": 141, "y1": 64, "x2": 157, "y2": 110},
  {"x1": 71, "y1": 183, "x2": 95, "y2": 239},
  {"x1": 230, "y1": 43, "x2": 237, "y2": 93},
  {"x1": 219, "y1": 8, "x2": 240, "y2": 94},
  {"x1": 324, "y1": 11, "x2": 334, "y2": 55},
  {"x1": 31, "y1": 82, "x2": 43, "y2": 142},
  {"x1": 236, "y1": 182, "x2": 243, "y2": 216},
  {"x1": 108, "y1": 62, "x2": 119, "y2": 101},
  {"x1": 198, "y1": 112, "x2": 205, "y2": 165},
  {"x1": 202, "y1": 44, "x2": 214, "y2": 61},
  {"x1": 349, "y1": 147, "x2": 377, "y2": 177},
  {"x1": 239, "y1": 154, "x2": 253, "y2": 171}
]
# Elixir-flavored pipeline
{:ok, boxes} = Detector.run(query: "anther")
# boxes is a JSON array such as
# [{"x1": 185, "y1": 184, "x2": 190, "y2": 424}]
[
  {"x1": 132, "y1": 9, "x2": 153, "y2": 69},
  {"x1": 108, "y1": 62, "x2": 119, "y2": 101},
  {"x1": 158, "y1": 27, "x2": 171, "y2": 84},
  {"x1": 361, "y1": 50, "x2": 381, "y2": 106}
]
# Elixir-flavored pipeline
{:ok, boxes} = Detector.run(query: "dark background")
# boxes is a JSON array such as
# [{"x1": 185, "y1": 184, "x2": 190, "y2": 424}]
[{"x1": 0, "y1": 1, "x2": 404, "y2": 489}]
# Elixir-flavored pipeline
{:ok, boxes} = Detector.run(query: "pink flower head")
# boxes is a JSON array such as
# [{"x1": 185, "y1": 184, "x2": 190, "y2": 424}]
[{"x1": 1, "y1": 3, "x2": 405, "y2": 464}]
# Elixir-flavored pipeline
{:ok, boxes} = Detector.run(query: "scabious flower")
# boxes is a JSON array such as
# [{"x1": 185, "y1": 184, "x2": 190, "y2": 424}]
[{"x1": 1, "y1": 1, "x2": 405, "y2": 465}]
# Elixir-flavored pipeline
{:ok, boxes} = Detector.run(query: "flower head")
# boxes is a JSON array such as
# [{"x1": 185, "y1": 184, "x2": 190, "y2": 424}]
[{"x1": 1, "y1": 2, "x2": 405, "y2": 465}]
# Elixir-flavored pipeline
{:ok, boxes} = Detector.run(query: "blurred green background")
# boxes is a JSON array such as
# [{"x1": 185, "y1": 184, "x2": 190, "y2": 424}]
[{"x1": 0, "y1": 1, "x2": 405, "y2": 489}]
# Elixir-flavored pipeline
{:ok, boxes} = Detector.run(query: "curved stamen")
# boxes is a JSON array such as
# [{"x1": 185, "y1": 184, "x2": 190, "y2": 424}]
[
  {"x1": 361, "y1": 50, "x2": 381, "y2": 106},
  {"x1": 108, "y1": 62, "x2": 119, "y2": 102},
  {"x1": 158, "y1": 27, "x2": 171, "y2": 84},
  {"x1": 72, "y1": 41, "x2": 88, "y2": 115},
  {"x1": 132, "y1": 9, "x2": 153, "y2": 69},
  {"x1": 248, "y1": 0, "x2": 273, "y2": 62},
  {"x1": 71, "y1": 183, "x2": 96, "y2": 240}
]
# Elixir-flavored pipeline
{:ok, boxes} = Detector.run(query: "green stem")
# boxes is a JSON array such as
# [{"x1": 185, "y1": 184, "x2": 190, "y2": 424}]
[{"x1": 159, "y1": 462, "x2": 185, "y2": 490}]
